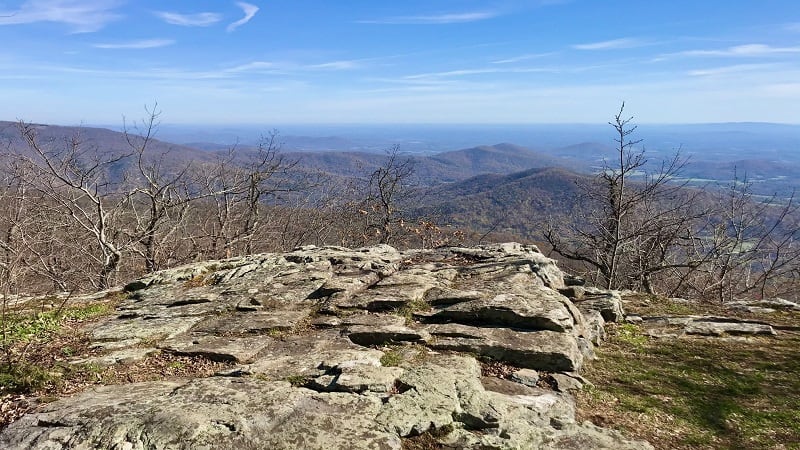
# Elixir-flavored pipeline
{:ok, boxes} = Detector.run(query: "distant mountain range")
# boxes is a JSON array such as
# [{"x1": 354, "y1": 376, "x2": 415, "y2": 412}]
[{"x1": 2, "y1": 120, "x2": 798, "y2": 237}]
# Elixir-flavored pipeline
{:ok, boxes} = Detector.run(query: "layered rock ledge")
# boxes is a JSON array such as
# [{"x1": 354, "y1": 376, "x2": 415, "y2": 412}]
[{"x1": 0, "y1": 243, "x2": 652, "y2": 449}]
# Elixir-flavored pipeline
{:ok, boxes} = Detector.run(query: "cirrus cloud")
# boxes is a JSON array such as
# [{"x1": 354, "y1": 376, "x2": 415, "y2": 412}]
[
  {"x1": 0, "y1": 0, "x2": 123, "y2": 33},
  {"x1": 227, "y1": 2, "x2": 259, "y2": 32},
  {"x1": 358, "y1": 11, "x2": 498, "y2": 25},
  {"x1": 93, "y1": 39, "x2": 175, "y2": 49},
  {"x1": 155, "y1": 11, "x2": 222, "y2": 27}
]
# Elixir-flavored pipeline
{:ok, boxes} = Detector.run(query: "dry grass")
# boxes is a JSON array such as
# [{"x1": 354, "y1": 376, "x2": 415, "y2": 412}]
[{"x1": 0, "y1": 300, "x2": 234, "y2": 430}]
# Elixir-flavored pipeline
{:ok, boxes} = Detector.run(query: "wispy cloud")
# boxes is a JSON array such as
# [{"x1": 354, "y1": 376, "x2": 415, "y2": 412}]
[
  {"x1": 0, "y1": 0, "x2": 122, "y2": 33},
  {"x1": 227, "y1": 2, "x2": 258, "y2": 32},
  {"x1": 688, "y1": 63, "x2": 779, "y2": 77},
  {"x1": 676, "y1": 44, "x2": 800, "y2": 57},
  {"x1": 572, "y1": 38, "x2": 643, "y2": 50},
  {"x1": 308, "y1": 60, "x2": 360, "y2": 70},
  {"x1": 406, "y1": 68, "x2": 503, "y2": 79},
  {"x1": 491, "y1": 52, "x2": 554, "y2": 64},
  {"x1": 93, "y1": 39, "x2": 175, "y2": 49},
  {"x1": 786, "y1": 23, "x2": 800, "y2": 33},
  {"x1": 225, "y1": 59, "x2": 361, "y2": 73},
  {"x1": 154, "y1": 11, "x2": 221, "y2": 27},
  {"x1": 358, "y1": 11, "x2": 498, "y2": 25}
]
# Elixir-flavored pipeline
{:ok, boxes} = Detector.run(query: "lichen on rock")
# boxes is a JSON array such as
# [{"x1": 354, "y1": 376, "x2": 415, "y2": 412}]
[{"x1": 0, "y1": 243, "x2": 651, "y2": 450}]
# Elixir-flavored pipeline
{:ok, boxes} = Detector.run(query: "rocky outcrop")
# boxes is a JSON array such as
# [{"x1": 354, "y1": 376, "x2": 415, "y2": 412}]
[
  {"x1": 0, "y1": 243, "x2": 652, "y2": 450},
  {"x1": 627, "y1": 314, "x2": 777, "y2": 338}
]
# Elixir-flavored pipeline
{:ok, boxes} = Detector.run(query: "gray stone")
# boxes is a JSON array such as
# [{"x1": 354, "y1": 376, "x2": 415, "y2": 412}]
[
  {"x1": 423, "y1": 288, "x2": 578, "y2": 333},
  {"x1": 160, "y1": 333, "x2": 272, "y2": 363},
  {"x1": 191, "y1": 309, "x2": 310, "y2": 335},
  {"x1": 423, "y1": 287, "x2": 482, "y2": 305},
  {"x1": 347, "y1": 324, "x2": 430, "y2": 346},
  {"x1": 0, "y1": 244, "x2": 655, "y2": 450},
  {"x1": 728, "y1": 298, "x2": 800, "y2": 311},
  {"x1": 0, "y1": 378, "x2": 403, "y2": 450},
  {"x1": 551, "y1": 372, "x2": 585, "y2": 393},
  {"x1": 425, "y1": 323, "x2": 583, "y2": 372},
  {"x1": 574, "y1": 289, "x2": 625, "y2": 322},
  {"x1": 510, "y1": 368, "x2": 540, "y2": 387},
  {"x1": 311, "y1": 364, "x2": 404, "y2": 394},
  {"x1": 70, "y1": 347, "x2": 157, "y2": 367},
  {"x1": 582, "y1": 309, "x2": 607, "y2": 345},
  {"x1": 684, "y1": 320, "x2": 776, "y2": 337}
]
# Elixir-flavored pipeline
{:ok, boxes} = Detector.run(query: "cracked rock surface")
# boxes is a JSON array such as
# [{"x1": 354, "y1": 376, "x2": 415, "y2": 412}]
[{"x1": 0, "y1": 243, "x2": 652, "y2": 450}]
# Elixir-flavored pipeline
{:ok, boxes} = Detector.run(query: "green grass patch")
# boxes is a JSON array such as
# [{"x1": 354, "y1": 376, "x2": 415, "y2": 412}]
[
  {"x1": 578, "y1": 320, "x2": 800, "y2": 449},
  {"x1": 2, "y1": 302, "x2": 112, "y2": 343},
  {"x1": 0, "y1": 363, "x2": 58, "y2": 393}
]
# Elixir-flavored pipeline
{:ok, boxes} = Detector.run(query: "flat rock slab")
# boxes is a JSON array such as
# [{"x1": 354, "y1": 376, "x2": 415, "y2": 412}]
[
  {"x1": 684, "y1": 320, "x2": 776, "y2": 336},
  {"x1": 424, "y1": 323, "x2": 583, "y2": 372},
  {"x1": 311, "y1": 364, "x2": 404, "y2": 393},
  {"x1": 91, "y1": 316, "x2": 203, "y2": 343},
  {"x1": 0, "y1": 378, "x2": 402, "y2": 450},
  {"x1": 70, "y1": 347, "x2": 157, "y2": 367},
  {"x1": 347, "y1": 324, "x2": 430, "y2": 346},
  {"x1": 191, "y1": 309, "x2": 311, "y2": 334},
  {"x1": 421, "y1": 289, "x2": 576, "y2": 332},
  {"x1": 242, "y1": 331, "x2": 387, "y2": 380},
  {"x1": 161, "y1": 333, "x2": 273, "y2": 363}
]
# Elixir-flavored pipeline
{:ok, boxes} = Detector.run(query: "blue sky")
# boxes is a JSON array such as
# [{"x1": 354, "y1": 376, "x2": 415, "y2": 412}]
[{"x1": 1, "y1": 0, "x2": 799, "y2": 125}]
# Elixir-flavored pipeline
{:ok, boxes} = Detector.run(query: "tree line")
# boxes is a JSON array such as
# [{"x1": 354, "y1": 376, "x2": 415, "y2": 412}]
[
  {"x1": 0, "y1": 108, "x2": 461, "y2": 299},
  {"x1": 1, "y1": 104, "x2": 798, "y2": 304}
]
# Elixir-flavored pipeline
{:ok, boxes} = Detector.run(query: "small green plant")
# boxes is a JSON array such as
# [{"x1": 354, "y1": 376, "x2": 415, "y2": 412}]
[
  {"x1": 0, "y1": 363, "x2": 58, "y2": 393},
  {"x1": 62, "y1": 303, "x2": 113, "y2": 321},
  {"x1": 266, "y1": 328, "x2": 284, "y2": 338},
  {"x1": 3, "y1": 312, "x2": 61, "y2": 343},
  {"x1": 285, "y1": 374, "x2": 311, "y2": 387},
  {"x1": 2, "y1": 302, "x2": 112, "y2": 344},
  {"x1": 614, "y1": 323, "x2": 647, "y2": 351},
  {"x1": 380, "y1": 349, "x2": 404, "y2": 367},
  {"x1": 397, "y1": 299, "x2": 431, "y2": 324}
]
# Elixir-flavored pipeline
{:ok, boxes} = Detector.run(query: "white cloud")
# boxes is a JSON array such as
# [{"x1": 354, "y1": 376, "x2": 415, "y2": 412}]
[
  {"x1": 572, "y1": 38, "x2": 643, "y2": 50},
  {"x1": 0, "y1": 0, "x2": 122, "y2": 33},
  {"x1": 155, "y1": 11, "x2": 221, "y2": 27},
  {"x1": 226, "y1": 61, "x2": 278, "y2": 73},
  {"x1": 227, "y1": 2, "x2": 258, "y2": 32},
  {"x1": 678, "y1": 44, "x2": 800, "y2": 57},
  {"x1": 406, "y1": 68, "x2": 502, "y2": 79},
  {"x1": 688, "y1": 63, "x2": 778, "y2": 77},
  {"x1": 309, "y1": 60, "x2": 359, "y2": 70},
  {"x1": 491, "y1": 53, "x2": 553, "y2": 64},
  {"x1": 358, "y1": 11, "x2": 498, "y2": 25},
  {"x1": 93, "y1": 39, "x2": 175, "y2": 49},
  {"x1": 226, "y1": 59, "x2": 360, "y2": 73}
]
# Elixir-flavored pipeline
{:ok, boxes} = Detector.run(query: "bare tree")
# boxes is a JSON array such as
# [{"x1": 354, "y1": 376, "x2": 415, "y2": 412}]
[
  {"x1": 121, "y1": 105, "x2": 233, "y2": 272},
  {"x1": 17, "y1": 122, "x2": 134, "y2": 289},
  {"x1": 545, "y1": 103, "x2": 700, "y2": 292},
  {"x1": 684, "y1": 173, "x2": 800, "y2": 302},
  {"x1": 363, "y1": 145, "x2": 416, "y2": 246}
]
